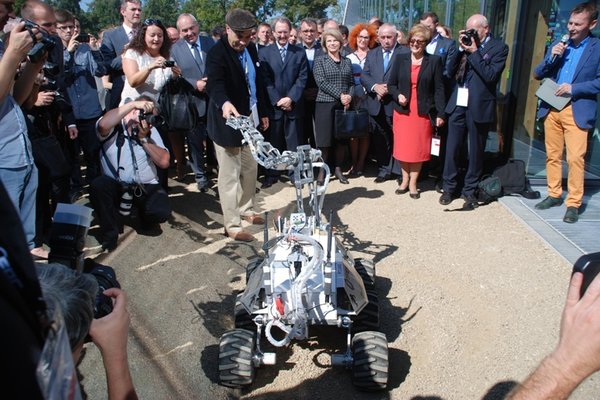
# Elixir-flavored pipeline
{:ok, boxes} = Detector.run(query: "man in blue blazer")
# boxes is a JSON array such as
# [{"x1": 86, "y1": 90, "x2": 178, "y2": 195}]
[
  {"x1": 440, "y1": 14, "x2": 508, "y2": 209},
  {"x1": 171, "y1": 13, "x2": 214, "y2": 191},
  {"x1": 259, "y1": 17, "x2": 308, "y2": 187},
  {"x1": 100, "y1": 0, "x2": 141, "y2": 110},
  {"x1": 533, "y1": 2, "x2": 600, "y2": 223},
  {"x1": 361, "y1": 23, "x2": 410, "y2": 183}
]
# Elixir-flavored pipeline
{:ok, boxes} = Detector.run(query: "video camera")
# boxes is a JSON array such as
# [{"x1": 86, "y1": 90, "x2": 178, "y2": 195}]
[
  {"x1": 460, "y1": 28, "x2": 480, "y2": 47},
  {"x1": 48, "y1": 204, "x2": 121, "y2": 319},
  {"x1": 23, "y1": 19, "x2": 56, "y2": 63}
]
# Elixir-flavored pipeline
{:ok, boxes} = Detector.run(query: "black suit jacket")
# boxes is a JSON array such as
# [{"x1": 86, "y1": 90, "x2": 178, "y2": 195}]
[
  {"x1": 100, "y1": 26, "x2": 130, "y2": 109},
  {"x1": 206, "y1": 36, "x2": 268, "y2": 147},
  {"x1": 445, "y1": 36, "x2": 508, "y2": 123},
  {"x1": 170, "y1": 37, "x2": 214, "y2": 118},
  {"x1": 361, "y1": 45, "x2": 410, "y2": 117},
  {"x1": 259, "y1": 44, "x2": 308, "y2": 119},
  {"x1": 388, "y1": 52, "x2": 446, "y2": 119}
]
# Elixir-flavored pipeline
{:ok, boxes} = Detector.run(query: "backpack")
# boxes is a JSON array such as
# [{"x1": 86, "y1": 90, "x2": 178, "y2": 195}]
[
  {"x1": 158, "y1": 77, "x2": 199, "y2": 132},
  {"x1": 492, "y1": 159, "x2": 541, "y2": 199}
]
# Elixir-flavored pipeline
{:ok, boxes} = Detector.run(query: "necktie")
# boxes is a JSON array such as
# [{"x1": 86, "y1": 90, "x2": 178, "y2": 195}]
[
  {"x1": 383, "y1": 50, "x2": 390, "y2": 71},
  {"x1": 280, "y1": 46, "x2": 286, "y2": 62},
  {"x1": 191, "y1": 42, "x2": 202, "y2": 63},
  {"x1": 128, "y1": 29, "x2": 136, "y2": 41}
]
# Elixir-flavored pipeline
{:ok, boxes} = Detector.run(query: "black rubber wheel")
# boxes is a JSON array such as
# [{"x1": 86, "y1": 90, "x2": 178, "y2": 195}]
[
  {"x1": 352, "y1": 331, "x2": 389, "y2": 391},
  {"x1": 218, "y1": 329, "x2": 256, "y2": 388},
  {"x1": 245, "y1": 257, "x2": 264, "y2": 283},
  {"x1": 354, "y1": 258, "x2": 375, "y2": 289},
  {"x1": 234, "y1": 293, "x2": 255, "y2": 331},
  {"x1": 352, "y1": 290, "x2": 379, "y2": 333}
]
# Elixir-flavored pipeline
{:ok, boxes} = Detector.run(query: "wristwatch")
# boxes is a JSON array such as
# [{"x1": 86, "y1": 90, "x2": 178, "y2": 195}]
[{"x1": 139, "y1": 137, "x2": 149, "y2": 144}]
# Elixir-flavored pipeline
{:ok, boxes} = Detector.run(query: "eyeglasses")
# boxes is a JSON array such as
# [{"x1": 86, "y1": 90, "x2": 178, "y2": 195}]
[
  {"x1": 144, "y1": 18, "x2": 163, "y2": 27},
  {"x1": 409, "y1": 39, "x2": 426, "y2": 45},
  {"x1": 57, "y1": 25, "x2": 75, "y2": 31},
  {"x1": 358, "y1": 35, "x2": 370, "y2": 40}
]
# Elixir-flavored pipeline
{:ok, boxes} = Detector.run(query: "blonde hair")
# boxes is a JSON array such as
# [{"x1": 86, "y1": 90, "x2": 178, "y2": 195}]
[
  {"x1": 408, "y1": 23, "x2": 432, "y2": 44},
  {"x1": 321, "y1": 29, "x2": 344, "y2": 55}
]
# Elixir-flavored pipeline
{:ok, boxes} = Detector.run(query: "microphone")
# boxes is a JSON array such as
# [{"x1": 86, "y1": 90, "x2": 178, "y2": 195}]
[{"x1": 551, "y1": 34, "x2": 570, "y2": 63}]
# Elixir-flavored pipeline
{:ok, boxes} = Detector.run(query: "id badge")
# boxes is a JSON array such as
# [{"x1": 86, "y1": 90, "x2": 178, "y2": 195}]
[
  {"x1": 457, "y1": 87, "x2": 469, "y2": 107},
  {"x1": 431, "y1": 135, "x2": 441, "y2": 156},
  {"x1": 251, "y1": 104, "x2": 260, "y2": 128}
]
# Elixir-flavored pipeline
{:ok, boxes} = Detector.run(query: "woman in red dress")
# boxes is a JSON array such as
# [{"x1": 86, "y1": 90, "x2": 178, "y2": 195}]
[{"x1": 388, "y1": 24, "x2": 446, "y2": 198}]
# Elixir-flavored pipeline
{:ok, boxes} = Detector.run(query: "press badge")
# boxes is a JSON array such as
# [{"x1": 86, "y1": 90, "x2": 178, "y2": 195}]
[
  {"x1": 457, "y1": 87, "x2": 469, "y2": 107},
  {"x1": 251, "y1": 104, "x2": 259, "y2": 128},
  {"x1": 36, "y1": 307, "x2": 82, "y2": 400},
  {"x1": 431, "y1": 135, "x2": 441, "y2": 156}
]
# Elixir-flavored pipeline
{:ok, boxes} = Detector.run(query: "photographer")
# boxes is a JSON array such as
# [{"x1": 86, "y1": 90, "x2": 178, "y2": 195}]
[
  {"x1": 36, "y1": 262, "x2": 138, "y2": 400},
  {"x1": 89, "y1": 96, "x2": 171, "y2": 252},
  {"x1": 0, "y1": 14, "x2": 46, "y2": 258}
]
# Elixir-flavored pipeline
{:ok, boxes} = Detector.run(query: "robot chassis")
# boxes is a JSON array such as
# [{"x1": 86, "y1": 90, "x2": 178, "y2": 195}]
[{"x1": 218, "y1": 116, "x2": 388, "y2": 391}]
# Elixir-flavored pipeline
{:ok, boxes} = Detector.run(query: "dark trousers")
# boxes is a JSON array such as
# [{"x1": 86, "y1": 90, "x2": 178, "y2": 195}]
[
  {"x1": 370, "y1": 109, "x2": 394, "y2": 176},
  {"x1": 443, "y1": 107, "x2": 491, "y2": 197},
  {"x1": 89, "y1": 175, "x2": 171, "y2": 244},
  {"x1": 302, "y1": 98, "x2": 316, "y2": 146},
  {"x1": 187, "y1": 121, "x2": 208, "y2": 186},
  {"x1": 265, "y1": 115, "x2": 302, "y2": 179},
  {"x1": 35, "y1": 164, "x2": 70, "y2": 247},
  {"x1": 68, "y1": 117, "x2": 102, "y2": 189}
]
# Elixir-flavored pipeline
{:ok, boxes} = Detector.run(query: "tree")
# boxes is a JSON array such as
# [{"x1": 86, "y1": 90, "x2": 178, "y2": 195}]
[
  {"x1": 86, "y1": 0, "x2": 122, "y2": 32},
  {"x1": 274, "y1": 0, "x2": 337, "y2": 23},
  {"x1": 47, "y1": 0, "x2": 82, "y2": 16},
  {"x1": 143, "y1": 0, "x2": 181, "y2": 27}
]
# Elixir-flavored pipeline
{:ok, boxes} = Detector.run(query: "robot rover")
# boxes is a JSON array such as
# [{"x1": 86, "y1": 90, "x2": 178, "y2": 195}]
[{"x1": 218, "y1": 116, "x2": 388, "y2": 391}]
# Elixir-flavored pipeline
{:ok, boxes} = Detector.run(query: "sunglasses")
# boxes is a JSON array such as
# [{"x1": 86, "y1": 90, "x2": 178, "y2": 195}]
[
  {"x1": 409, "y1": 39, "x2": 426, "y2": 45},
  {"x1": 144, "y1": 18, "x2": 163, "y2": 27}
]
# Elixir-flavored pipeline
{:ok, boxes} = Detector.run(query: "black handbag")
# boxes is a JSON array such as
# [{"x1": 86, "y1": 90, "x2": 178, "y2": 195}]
[{"x1": 334, "y1": 108, "x2": 369, "y2": 139}]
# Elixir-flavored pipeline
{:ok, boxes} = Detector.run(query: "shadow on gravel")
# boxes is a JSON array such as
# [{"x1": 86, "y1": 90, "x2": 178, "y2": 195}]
[
  {"x1": 167, "y1": 184, "x2": 224, "y2": 229},
  {"x1": 408, "y1": 379, "x2": 518, "y2": 400}
]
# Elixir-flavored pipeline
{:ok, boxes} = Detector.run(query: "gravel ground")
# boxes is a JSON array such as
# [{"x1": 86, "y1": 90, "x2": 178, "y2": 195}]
[{"x1": 79, "y1": 173, "x2": 600, "y2": 399}]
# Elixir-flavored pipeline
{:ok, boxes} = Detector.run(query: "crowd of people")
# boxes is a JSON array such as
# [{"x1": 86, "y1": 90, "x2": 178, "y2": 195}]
[{"x1": 2, "y1": 0, "x2": 600, "y2": 397}]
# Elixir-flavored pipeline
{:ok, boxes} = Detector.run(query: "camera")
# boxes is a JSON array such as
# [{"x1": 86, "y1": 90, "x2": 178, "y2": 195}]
[
  {"x1": 139, "y1": 110, "x2": 164, "y2": 126},
  {"x1": 460, "y1": 28, "x2": 479, "y2": 47},
  {"x1": 77, "y1": 32, "x2": 90, "y2": 43},
  {"x1": 573, "y1": 252, "x2": 600, "y2": 298},
  {"x1": 83, "y1": 258, "x2": 121, "y2": 319},
  {"x1": 119, "y1": 183, "x2": 137, "y2": 216},
  {"x1": 163, "y1": 60, "x2": 175, "y2": 68},
  {"x1": 42, "y1": 61, "x2": 59, "y2": 76},
  {"x1": 23, "y1": 19, "x2": 56, "y2": 63}
]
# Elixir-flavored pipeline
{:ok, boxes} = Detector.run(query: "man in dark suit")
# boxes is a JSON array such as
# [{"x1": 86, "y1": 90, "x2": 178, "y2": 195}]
[
  {"x1": 298, "y1": 18, "x2": 323, "y2": 146},
  {"x1": 206, "y1": 8, "x2": 269, "y2": 242},
  {"x1": 361, "y1": 23, "x2": 409, "y2": 183},
  {"x1": 533, "y1": 2, "x2": 600, "y2": 223},
  {"x1": 259, "y1": 17, "x2": 308, "y2": 187},
  {"x1": 420, "y1": 11, "x2": 458, "y2": 187},
  {"x1": 440, "y1": 14, "x2": 508, "y2": 209},
  {"x1": 171, "y1": 13, "x2": 214, "y2": 192},
  {"x1": 100, "y1": 0, "x2": 142, "y2": 110}
]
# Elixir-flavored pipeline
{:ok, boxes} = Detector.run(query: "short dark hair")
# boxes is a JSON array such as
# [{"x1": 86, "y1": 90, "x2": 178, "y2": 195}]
[
  {"x1": 339, "y1": 24, "x2": 349, "y2": 37},
  {"x1": 572, "y1": 2, "x2": 599, "y2": 21},
  {"x1": 55, "y1": 9, "x2": 74, "y2": 24},
  {"x1": 120, "y1": 0, "x2": 141, "y2": 10},
  {"x1": 300, "y1": 18, "x2": 317, "y2": 29},
  {"x1": 272, "y1": 17, "x2": 291, "y2": 31},
  {"x1": 420, "y1": 11, "x2": 439, "y2": 24}
]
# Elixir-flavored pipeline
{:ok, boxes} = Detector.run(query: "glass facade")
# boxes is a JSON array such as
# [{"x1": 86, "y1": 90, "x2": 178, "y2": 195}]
[{"x1": 344, "y1": 0, "x2": 600, "y2": 182}]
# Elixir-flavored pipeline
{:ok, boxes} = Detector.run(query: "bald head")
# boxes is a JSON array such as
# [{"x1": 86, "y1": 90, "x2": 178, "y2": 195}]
[
  {"x1": 324, "y1": 19, "x2": 338, "y2": 31},
  {"x1": 465, "y1": 14, "x2": 490, "y2": 43}
]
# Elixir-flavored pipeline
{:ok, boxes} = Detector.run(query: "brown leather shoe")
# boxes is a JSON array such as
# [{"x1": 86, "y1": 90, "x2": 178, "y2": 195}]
[
  {"x1": 227, "y1": 230, "x2": 255, "y2": 242},
  {"x1": 242, "y1": 214, "x2": 265, "y2": 225}
]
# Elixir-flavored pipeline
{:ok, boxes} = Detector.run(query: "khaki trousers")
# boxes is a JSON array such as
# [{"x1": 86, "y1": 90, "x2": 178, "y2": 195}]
[
  {"x1": 543, "y1": 105, "x2": 589, "y2": 208},
  {"x1": 214, "y1": 143, "x2": 258, "y2": 232}
]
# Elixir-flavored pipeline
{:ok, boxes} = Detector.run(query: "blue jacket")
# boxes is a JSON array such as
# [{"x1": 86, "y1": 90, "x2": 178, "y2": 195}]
[{"x1": 534, "y1": 35, "x2": 600, "y2": 130}]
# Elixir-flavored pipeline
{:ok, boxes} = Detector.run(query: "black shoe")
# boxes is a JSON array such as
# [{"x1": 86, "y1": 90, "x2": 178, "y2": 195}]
[
  {"x1": 535, "y1": 196, "x2": 563, "y2": 210},
  {"x1": 374, "y1": 174, "x2": 390, "y2": 183},
  {"x1": 395, "y1": 187, "x2": 409, "y2": 195},
  {"x1": 335, "y1": 169, "x2": 349, "y2": 184},
  {"x1": 435, "y1": 179, "x2": 443, "y2": 194},
  {"x1": 101, "y1": 238, "x2": 118, "y2": 252},
  {"x1": 409, "y1": 192, "x2": 420, "y2": 199},
  {"x1": 563, "y1": 207, "x2": 579, "y2": 223},
  {"x1": 463, "y1": 194, "x2": 479, "y2": 209},
  {"x1": 439, "y1": 192, "x2": 454, "y2": 205},
  {"x1": 261, "y1": 177, "x2": 277, "y2": 189}
]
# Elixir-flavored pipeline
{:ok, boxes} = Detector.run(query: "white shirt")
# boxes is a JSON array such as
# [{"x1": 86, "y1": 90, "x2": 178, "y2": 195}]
[{"x1": 120, "y1": 49, "x2": 173, "y2": 104}]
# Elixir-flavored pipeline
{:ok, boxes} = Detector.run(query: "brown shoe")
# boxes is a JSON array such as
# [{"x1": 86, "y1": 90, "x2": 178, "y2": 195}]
[
  {"x1": 227, "y1": 230, "x2": 255, "y2": 242},
  {"x1": 242, "y1": 214, "x2": 265, "y2": 225}
]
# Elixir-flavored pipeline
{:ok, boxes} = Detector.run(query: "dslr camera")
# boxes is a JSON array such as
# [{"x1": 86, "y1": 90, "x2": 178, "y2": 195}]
[
  {"x1": 460, "y1": 28, "x2": 479, "y2": 47},
  {"x1": 163, "y1": 60, "x2": 175, "y2": 68},
  {"x1": 77, "y1": 32, "x2": 90, "y2": 43},
  {"x1": 139, "y1": 109, "x2": 164, "y2": 127},
  {"x1": 23, "y1": 19, "x2": 56, "y2": 63}
]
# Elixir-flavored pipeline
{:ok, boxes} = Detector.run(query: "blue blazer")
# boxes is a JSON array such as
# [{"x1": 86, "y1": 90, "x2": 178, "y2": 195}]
[
  {"x1": 445, "y1": 36, "x2": 508, "y2": 124},
  {"x1": 259, "y1": 44, "x2": 308, "y2": 119},
  {"x1": 170, "y1": 36, "x2": 214, "y2": 118},
  {"x1": 361, "y1": 45, "x2": 410, "y2": 117},
  {"x1": 534, "y1": 36, "x2": 600, "y2": 130},
  {"x1": 100, "y1": 26, "x2": 130, "y2": 109}
]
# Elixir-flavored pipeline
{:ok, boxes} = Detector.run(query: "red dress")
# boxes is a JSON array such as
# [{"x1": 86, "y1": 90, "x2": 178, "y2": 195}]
[{"x1": 392, "y1": 64, "x2": 433, "y2": 162}]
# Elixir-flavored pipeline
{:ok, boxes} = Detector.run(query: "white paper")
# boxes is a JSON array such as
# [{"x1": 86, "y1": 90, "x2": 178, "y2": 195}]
[
  {"x1": 535, "y1": 78, "x2": 571, "y2": 111},
  {"x1": 431, "y1": 135, "x2": 441, "y2": 156},
  {"x1": 457, "y1": 87, "x2": 469, "y2": 107}
]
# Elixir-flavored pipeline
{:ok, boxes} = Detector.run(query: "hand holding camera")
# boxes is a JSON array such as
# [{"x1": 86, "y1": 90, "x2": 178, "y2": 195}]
[{"x1": 459, "y1": 28, "x2": 480, "y2": 52}]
